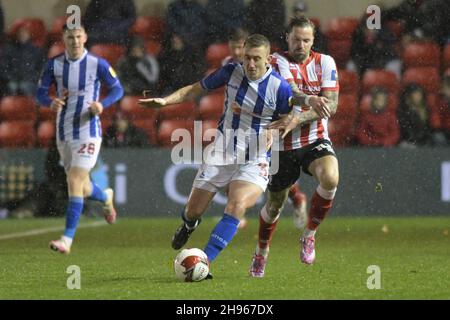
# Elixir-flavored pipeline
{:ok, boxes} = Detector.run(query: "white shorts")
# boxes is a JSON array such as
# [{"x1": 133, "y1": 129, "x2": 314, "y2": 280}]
[
  {"x1": 57, "y1": 139, "x2": 102, "y2": 172},
  {"x1": 193, "y1": 161, "x2": 269, "y2": 193}
]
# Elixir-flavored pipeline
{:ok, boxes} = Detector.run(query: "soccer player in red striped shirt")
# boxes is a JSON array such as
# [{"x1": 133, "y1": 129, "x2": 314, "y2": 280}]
[{"x1": 250, "y1": 17, "x2": 340, "y2": 277}]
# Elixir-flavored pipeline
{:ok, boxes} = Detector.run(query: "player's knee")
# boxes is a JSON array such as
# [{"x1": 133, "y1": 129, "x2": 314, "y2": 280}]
[
  {"x1": 320, "y1": 170, "x2": 339, "y2": 190},
  {"x1": 225, "y1": 199, "x2": 248, "y2": 217}
]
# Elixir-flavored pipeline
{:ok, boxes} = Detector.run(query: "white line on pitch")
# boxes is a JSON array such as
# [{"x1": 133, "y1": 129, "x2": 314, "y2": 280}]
[{"x1": 0, "y1": 220, "x2": 107, "y2": 241}]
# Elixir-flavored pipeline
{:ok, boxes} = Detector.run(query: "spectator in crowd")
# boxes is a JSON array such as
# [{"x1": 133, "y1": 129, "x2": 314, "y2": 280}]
[
  {"x1": 205, "y1": 0, "x2": 246, "y2": 43},
  {"x1": 158, "y1": 33, "x2": 206, "y2": 95},
  {"x1": 83, "y1": 0, "x2": 136, "y2": 46},
  {"x1": 0, "y1": 25, "x2": 45, "y2": 96},
  {"x1": 349, "y1": 16, "x2": 400, "y2": 78},
  {"x1": 103, "y1": 112, "x2": 149, "y2": 148},
  {"x1": 117, "y1": 36, "x2": 160, "y2": 96},
  {"x1": 397, "y1": 84, "x2": 433, "y2": 147},
  {"x1": 291, "y1": 0, "x2": 327, "y2": 53},
  {"x1": 222, "y1": 27, "x2": 248, "y2": 65},
  {"x1": 164, "y1": 0, "x2": 208, "y2": 50},
  {"x1": 429, "y1": 75, "x2": 450, "y2": 146},
  {"x1": 356, "y1": 87, "x2": 400, "y2": 147},
  {"x1": 245, "y1": 0, "x2": 286, "y2": 49}
]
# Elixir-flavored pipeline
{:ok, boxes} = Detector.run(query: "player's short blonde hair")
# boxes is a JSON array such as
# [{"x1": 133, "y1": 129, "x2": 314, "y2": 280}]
[{"x1": 244, "y1": 34, "x2": 271, "y2": 51}]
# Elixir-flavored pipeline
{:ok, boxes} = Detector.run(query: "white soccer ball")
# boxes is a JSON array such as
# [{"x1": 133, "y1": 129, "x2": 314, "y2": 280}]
[{"x1": 174, "y1": 248, "x2": 210, "y2": 282}]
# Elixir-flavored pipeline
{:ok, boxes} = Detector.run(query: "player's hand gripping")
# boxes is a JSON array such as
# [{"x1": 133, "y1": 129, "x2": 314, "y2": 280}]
[
  {"x1": 50, "y1": 90, "x2": 68, "y2": 113},
  {"x1": 89, "y1": 101, "x2": 104, "y2": 116},
  {"x1": 139, "y1": 97, "x2": 167, "y2": 108},
  {"x1": 268, "y1": 113, "x2": 301, "y2": 139},
  {"x1": 306, "y1": 95, "x2": 331, "y2": 118}
]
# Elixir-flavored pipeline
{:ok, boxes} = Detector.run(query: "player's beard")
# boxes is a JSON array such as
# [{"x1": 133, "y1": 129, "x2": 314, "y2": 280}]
[{"x1": 291, "y1": 51, "x2": 308, "y2": 63}]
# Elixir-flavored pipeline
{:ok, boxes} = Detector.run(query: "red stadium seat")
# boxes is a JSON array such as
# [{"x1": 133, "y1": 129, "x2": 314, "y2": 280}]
[
  {"x1": 402, "y1": 67, "x2": 440, "y2": 95},
  {"x1": 385, "y1": 20, "x2": 404, "y2": 39},
  {"x1": 132, "y1": 118, "x2": 159, "y2": 145},
  {"x1": 38, "y1": 107, "x2": 56, "y2": 122},
  {"x1": 8, "y1": 18, "x2": 48, "y2": 48},
  {"x1": 158, "y1": 102, "x2": 196, "y2": 121},
  {"x1": 198, "y1": 94, "x2": 224, "y2": 120},
  {"x1": 90, "y1": 44, "x2": 125, "y2": 67},
  {"x1": 337, "y1": 69, "x2": 359, "y2": 95},
  {"x1": 0, "y1": 96, "x2": 37, "y2": 122},
  {"x1": 158, "y1": 119, "x2": 195, "y2": 147},
  {"x1": 145, "y1": 40, "x2": 162, "y2": 56},
  {"x1": 37, "y1": 121, "x2": 56, "y2": 148},
  {"x1": 326, "y1": 39, "x2": 352, "y2": 68},
  {"x1": 443, "y1": 44, "x2": 450, "y2": 70},
  {"x1": 100, "y1": 105, "x2": 118, "y2": 122},
  {"x1": 49, "y1": 16, "x2": 67, "y2": 43},
  {"x1": 0, "y1": 121, "x2": 36, "y2": 148},
  {"x1": 206, "y1": 43, "x2": 230, "y2": 69},
  {"x1": 325, "y1": 17, "x2": 358, "y2": 40},
  {"x1": 402, "y1": 41, "x2": 441, "y2": 69},
  {"x1": 361, "y1": 69, "x2": 400, "y2": 95},
  {"x1": 48, "y1": 42, "x2": 65, "y2": 58},
  {"x1": 359, "y1": 93, "x2": 399, "y2": 112},
  {"x1": 120, "y1": 96, "x2": 158, "y2": 120},
  {"x1": 328, "y1": 94, "x2": 358, "y2": 146},
  {"x1": 130, "y1": 16, "x2": 165, "y2": 41}
]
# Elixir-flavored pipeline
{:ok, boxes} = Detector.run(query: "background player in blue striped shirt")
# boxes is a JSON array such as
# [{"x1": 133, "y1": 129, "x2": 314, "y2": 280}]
[
  {"x1": 140, "y1": 34, "x2": 292, "y2": 276},
  {"x1": 36, "y1": 24, "x2": 124, "y2": 254}
]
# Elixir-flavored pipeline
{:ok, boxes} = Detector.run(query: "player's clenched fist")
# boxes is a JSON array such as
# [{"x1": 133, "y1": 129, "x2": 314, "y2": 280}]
[
  {"x1": 50, "y1": 97, "x2": 66, "y2": 113},
  {"x1": 89, "y1": 101, "x2": 104, "y2": 115},
  {"x1": 139, "y1": 98, "x2": 167, "y2": 108}
]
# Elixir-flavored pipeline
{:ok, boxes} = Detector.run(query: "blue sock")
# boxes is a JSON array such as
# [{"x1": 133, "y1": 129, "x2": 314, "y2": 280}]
[
  {"x1": 88, "y1": 182, "x2": 107, "y2": 203},
  {"x1": 204, "y1": 213, "x2": 240, "y2": 262},
  {"x1": 181, "y1": 208, "x2": 198, "y2": 229},
  {"x1": 64, "y1": 197, "x2": 84, "y2": 239}
]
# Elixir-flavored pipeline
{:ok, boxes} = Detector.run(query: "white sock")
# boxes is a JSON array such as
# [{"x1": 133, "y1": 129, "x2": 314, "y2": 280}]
[
  {"x1": 62, "y1": 235, "x2": 73, "y2": 247},
  {"x1": 302, "y1": 228, "x2": 316, "y2": 238},
  {"x1": 255, "y1": 245, "x2": 269, "y2": 258}
]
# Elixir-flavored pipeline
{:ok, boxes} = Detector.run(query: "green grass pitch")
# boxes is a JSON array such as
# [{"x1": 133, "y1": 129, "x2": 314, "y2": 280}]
[{"x1": 0, "y1": 216, "x2": 449, "y2": 299}]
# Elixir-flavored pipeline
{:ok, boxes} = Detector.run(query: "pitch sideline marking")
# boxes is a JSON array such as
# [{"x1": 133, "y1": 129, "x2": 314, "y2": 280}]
[{"x1": 0, "y1": 220, "x2": 107, "y2": 241}]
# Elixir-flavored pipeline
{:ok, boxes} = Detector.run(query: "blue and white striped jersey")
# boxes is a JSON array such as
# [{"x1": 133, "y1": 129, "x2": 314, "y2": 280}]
[
  {"x1": 201, "y1": 63, "x2": 292, "y2": 165},
  {"x1": 37, "y1": 49, "x2": 123, "y2": 142}
]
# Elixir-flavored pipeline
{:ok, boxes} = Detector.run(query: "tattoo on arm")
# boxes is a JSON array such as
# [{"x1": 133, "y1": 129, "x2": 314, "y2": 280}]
[
  {"x1": 322, "y1": 90, "x2": 339, "y2": 116},
  {"x1": 294, "y1": 91, "x2": 339, "y2": 126},
  {"x1": 290, "y1": 82, "x2": 308, "y2": 106}
]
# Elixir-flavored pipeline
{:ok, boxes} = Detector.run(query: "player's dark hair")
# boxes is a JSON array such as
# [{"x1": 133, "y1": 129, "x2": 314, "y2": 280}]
[
  {"x1": 229, "y1": 28, "x2": 249, "y2": 42},
  {"x1": 244, "y1": 34, "x2": 270, "y2": 50},
  {"x1": 287, "y1": 16, "x2": 316, "y2": 34}
]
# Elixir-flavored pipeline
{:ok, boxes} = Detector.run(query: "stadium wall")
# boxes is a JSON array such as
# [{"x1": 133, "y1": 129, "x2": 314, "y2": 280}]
[
  {"x1": 2, "y1": 0, "x2": 403, "y2": 30},
  {"x1": 1, "y1": 147, "x2": 449, "y2": 217}
]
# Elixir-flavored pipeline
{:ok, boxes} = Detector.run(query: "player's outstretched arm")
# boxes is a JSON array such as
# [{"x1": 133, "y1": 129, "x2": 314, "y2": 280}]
[{"x1": 139, "y1": 82, "x2": 204, "y2": 108}]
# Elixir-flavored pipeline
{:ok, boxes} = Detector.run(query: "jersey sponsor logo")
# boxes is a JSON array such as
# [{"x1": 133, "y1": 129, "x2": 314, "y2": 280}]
[{"x1": 331, "y1": 70, "x2": 338, "y2": 81}]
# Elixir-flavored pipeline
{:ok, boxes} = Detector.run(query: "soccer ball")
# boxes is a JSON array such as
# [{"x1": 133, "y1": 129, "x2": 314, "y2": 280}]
[{"x1": 174, "y1": 248, "x2": 210, "y2": 282}]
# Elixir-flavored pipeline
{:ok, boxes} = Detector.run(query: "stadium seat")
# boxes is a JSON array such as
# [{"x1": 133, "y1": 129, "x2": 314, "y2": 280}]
[
  {"x1": 361, "y1": 69, "x2": 400, "y2": 95},
  {"x1": 325, "y1": 17, "x2": 358, "y2": 40},
  {"x1": 328, "y1": 94, "x2": 358, "y2": 147},
  {"x1": 206, "y1": 43, "x2": 230, "y2": 69},
  {"x1": 0, "y1": 121, "x2": 36, "y2": 148},
  {"x1": 38, "y1": 107, "x2": 56, "y2": 122},
  {"x1": 158, "y1": 119, "x2": 195, "y2": 147},
  {"x1": 385, "y1": 20, "x2": 404, "y2": 39},
  {"x1": 90, "y1": 44, "x2": 125, "y2": 67},
  {"x1": 100, "y1": 118, "x2": 113, "y2": 136},
  {"x1": 158, "y1": 102, "x2": 196, "y2": 121},
  {"x1": 326, "y1": 39, "x2": 352, "y2": 68},
  {"x1": 337, "y1": 69, "x2": 359, "y2": 95},
  {"x1": 100, "y1": 105, "x2": 118, "y2": 122},
  {"x1": 198, "y1": 94, "x2": 224, "y2": 120},
  {"x1": 402, "y1": 41, "x2": 441, "y2": 69},
  {"x1": 443, "y1": 44, "x2": 450, "y2": 70},
  {"x1": 49, "y1": 16, "x2": 67, "y2": 43},
  {"x1": 37, "y1": 121, "x2": 56, "y2": 148},
  {"x1": 0, "y1": 96, "x2": 37, "y2": 122},
  {"x1": 120, "y1": 96, "x2": 158, "y2": 120},
  {"x1": 145, "y1": 40, "x2": 162, "y2": 56},
  {"x1": 132, "y1": 118, "x2": 159, "y2": 145},
  {"x1": 47, "y1": 42, "x2": 65, "y2": 58},
  {"x1": 402, "y1": 67, "x2": 440, "y2": 95},
  {"x1": 359, "y1": 93, "x2": 399, "y2": 112},
  {"x1": 8, "y1": 18, "x2": 48, "y2": 48},
  {"x1": 130, "y1": 16, "x2": 165, "y2": 41}
]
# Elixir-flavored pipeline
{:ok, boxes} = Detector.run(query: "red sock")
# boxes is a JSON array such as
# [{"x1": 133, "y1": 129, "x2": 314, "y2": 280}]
[
  {"x1": 289, "y1": 184, "x2": 306, "y2": 208},
  {"x1": 258, "y1": 214, "x2": 279, "y2": 250},
  {"x1": 307, "y1": 191, "x2": 333, "y2": 230},
  {"x1": 288, "y1": 184, "x2": 301, "y2": 198}
]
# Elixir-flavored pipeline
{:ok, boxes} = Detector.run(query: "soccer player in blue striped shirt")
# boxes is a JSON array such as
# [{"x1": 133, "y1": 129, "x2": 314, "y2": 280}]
[
  {"x1": 36, "y1": 24, "x2": 124, "y2": 254},
  {"x1": 140, "y1": 34, "x2": 293, "y2": 277}
]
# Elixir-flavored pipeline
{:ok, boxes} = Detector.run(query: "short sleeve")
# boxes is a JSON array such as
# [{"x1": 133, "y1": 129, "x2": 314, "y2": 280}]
[
  {"x1": 321, "y1": 54, "x2": 339, "y2": 91},
  {"x1": 272, "y1": 53, "x2": 294, "y2": 82},
  {"x1": 275, "y1": 79, "x2": 293, "y2": 115},
  {"x1": 201, "y1": 63, "x2": 236, "y2": 90}
]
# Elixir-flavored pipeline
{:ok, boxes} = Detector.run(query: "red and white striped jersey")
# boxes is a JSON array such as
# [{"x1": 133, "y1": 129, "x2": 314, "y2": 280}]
[{"x1": 271, "y1": 51, "x2": 339, "y2": 151}]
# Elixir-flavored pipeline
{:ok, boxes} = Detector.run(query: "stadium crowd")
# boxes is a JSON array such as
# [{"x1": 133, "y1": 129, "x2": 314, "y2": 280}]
[{"x1": 0, "y1": 0, "x2": 449, "y2": 149}]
